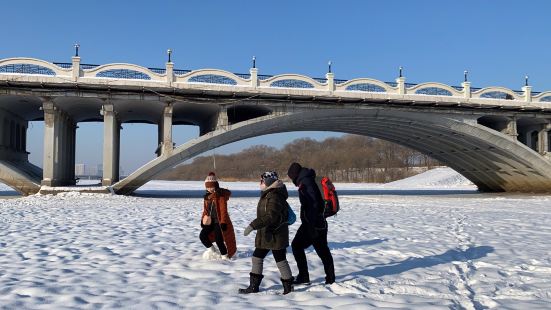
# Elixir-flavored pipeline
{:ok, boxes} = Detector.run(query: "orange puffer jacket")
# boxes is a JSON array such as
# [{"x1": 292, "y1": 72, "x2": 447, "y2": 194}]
[{"x1": 202, "y1": 188, "x2": 237, "y2": 258}]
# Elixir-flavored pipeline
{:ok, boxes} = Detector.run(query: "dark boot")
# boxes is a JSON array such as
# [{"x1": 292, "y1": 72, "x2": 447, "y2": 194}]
[
  {"x1": 324, "y1": 261, "x2": 335, "y2": 284},
  {"x1": 281, "y1": 277, "x2": 294, "y2": 295},
  {"x1": 293, "y1": 273, "x2": 310, "y2": 285},
  {"x1": 325, "y1": 273, "x2": 335, "y2": 285},
  {"x1": 238, "y1": 273, "x2": 263, "y2": 294}
]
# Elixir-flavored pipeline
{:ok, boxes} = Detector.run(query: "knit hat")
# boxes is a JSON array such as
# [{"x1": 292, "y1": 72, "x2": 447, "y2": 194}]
[
  {"x1": 287, "y1": 162, "x2": 302, "y2": 182},
  {"x1": 204, "y1": 172, "x2": 219, "y2": 189},
  {"x1": 261, "y1": 171, "x2": 279, "y2": 187}
]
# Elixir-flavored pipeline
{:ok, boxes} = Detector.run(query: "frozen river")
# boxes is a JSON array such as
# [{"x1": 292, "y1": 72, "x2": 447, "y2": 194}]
[{"x1": 0, "y1": 168, "x2": 550, "y2": 309}]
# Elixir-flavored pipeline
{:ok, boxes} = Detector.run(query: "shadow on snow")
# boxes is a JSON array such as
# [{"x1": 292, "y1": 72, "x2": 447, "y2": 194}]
[
  {"x1": 328, "y1": 238, "x2": 387, "y2": 250},
  {"x1": 341, "y1": 245, "x2": 494, "y2": 279}
]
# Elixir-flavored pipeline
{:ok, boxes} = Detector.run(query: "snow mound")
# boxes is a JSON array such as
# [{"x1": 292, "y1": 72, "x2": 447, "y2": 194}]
[
  {"x1": 385, "y1": 167, "x2": 474, "y2": 188},
  {"x1": 202, "y1": 246, "x2": 221, "y2": 260}
]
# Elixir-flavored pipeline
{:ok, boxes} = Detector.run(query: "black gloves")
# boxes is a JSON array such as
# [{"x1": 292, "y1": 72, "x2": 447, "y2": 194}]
[{"x1": 221, "y1": 223, "x2": 228, "y2": 231}]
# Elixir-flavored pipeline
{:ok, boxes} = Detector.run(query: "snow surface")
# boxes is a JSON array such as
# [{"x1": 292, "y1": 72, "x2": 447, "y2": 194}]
[
  {"x1": 0, "y1": 168, "x2": 551, "y2": 309},
  {"x1": 384, "y1": 167, "x2": 474, "y2": 189}
]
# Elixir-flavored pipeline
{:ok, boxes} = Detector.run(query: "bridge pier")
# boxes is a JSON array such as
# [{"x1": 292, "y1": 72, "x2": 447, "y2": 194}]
[
  {"x1": 200, "y1": 105, "x2": 228, "y2": 135},
  {"x1": 216, "y1": 106, "x2": 229, "y2": 130},
  {"x1": 516, "y1": 119, "x2": 549, "y2": 152},
  {"x1": 504, "y1": 117, "x2": 518, "y2": 139},
  {"x1": 41, "y1": 101, "x2": 76, "y2": 186},
  {"x1": 538, "y1": 123, "x2": 550, "y2": 155},
  {"x1": 157, "y1": 104, "x2": 173, "y2": 156},
  {"x1": 102, "y1": 103, "x2": 121, "y2": 186}
]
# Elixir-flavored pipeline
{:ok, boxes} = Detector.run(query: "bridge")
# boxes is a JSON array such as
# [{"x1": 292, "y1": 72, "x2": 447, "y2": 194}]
[{"x1": 1, "y1": 55, "x2": 551, "y2": 195}]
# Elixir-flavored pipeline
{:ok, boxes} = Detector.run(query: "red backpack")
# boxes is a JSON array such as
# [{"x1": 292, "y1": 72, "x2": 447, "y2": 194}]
[{"x1": 317, "y1": 176, "x2": 340, "y2": 218}]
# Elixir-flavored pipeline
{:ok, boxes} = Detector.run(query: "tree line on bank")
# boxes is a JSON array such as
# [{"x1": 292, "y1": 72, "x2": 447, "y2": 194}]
[{"x1": 158, "y1": 135, "x2": 441, "y2": 183}]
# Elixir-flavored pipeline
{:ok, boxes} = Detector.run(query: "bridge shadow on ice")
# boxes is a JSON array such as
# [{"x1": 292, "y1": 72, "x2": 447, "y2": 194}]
[{"x1": 0, "y1": 190, "x2": 20, "y2": 197}]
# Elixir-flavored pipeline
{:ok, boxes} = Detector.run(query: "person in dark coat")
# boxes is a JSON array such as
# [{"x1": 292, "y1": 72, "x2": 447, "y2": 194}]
[
  {"x1": 199, "y1": 172, "x2": 237, "y2": 259},
  {"x1": 239, "y1": 171, "x2": 294, "y2": 295},
  {"x1": 287, "y1": 162, "x2": 335, "y2": 285}
]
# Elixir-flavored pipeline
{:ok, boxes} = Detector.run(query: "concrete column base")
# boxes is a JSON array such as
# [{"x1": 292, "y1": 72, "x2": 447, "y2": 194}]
[{"x1": 102, "y1": 103, "x2": 120, "y2": 186}]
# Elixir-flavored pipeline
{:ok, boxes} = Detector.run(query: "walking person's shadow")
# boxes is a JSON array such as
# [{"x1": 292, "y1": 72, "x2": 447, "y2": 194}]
[
  {"x1": 327, "y1": 238, "x2": 387, "y2": 250},
  {"x1": 341, "y1": 245, "x2": 494, "y2": 279}
]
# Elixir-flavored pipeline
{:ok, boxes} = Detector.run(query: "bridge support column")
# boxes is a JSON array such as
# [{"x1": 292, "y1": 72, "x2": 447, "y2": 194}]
[
  {"x1": 200, "y1": 106, "x2": 228, "y2": 135},
  {"x1": 67, "y1": 122, "x2": 77, "y2": 182},
  {"x1": 505, "y1": 117, "x2": 518, "y2": 139},
  {"x1": 157, "y1": 104, "x2": 173, "y2": 156},
  {"x1": 42, "y1": 101, "x2": 76, "y2": 186},
  {"x1": 61, "y1": 114, "x2": 76, "y2": 184},
  {"x1": 538, "y1": 124, "x2": 549, "y2": 155},
  {"x1": 216, "y1": 106, "x2": 228, "y2": 130},
  {"x1": 102, "y1": 104, "x2": 120, "y2": 186},
  {"x1": 59, "y1": 114, "x2": 66, "y2": 182}
]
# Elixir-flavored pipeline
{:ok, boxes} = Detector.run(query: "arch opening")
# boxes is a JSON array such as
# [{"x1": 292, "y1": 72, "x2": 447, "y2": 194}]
[
  {"x1": 75, "y1": 122, "x2": 104, "y2": 183},
  {"x1": 112, "y1": 109, "x2": 551, "y2": 195},
  {"x1": 415, "y1": 87, "x2": 452, "y2": 96},
  {"x1": 0, "y1": 64, "x2": 56, "y2": 76},
  {"x1": 188, "y1": 74, "x2": 237, "y2": 85},
  {"x1": 120, "y1": 123, "x2": 159, "y2": 178},
  {"x1": 96, "y1": 69, "x2": 151, "y2": 80},
  {"x1": 517, "y1": 117, "x2": 547, "y2": 150},
  {"x1": 156, "y1": 132, "x2": 440, "y2": 185},
  {"x1": 477, "y1": 115, "x2": 510, "y2": 134},
  {"x1": 227, "y1": 105, "x2": 272, "y2": 124}
]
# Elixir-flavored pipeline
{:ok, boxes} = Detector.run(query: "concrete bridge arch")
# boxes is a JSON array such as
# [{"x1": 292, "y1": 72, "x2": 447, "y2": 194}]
[{"x1": 112, "y1": 108, "x2": 551, "y2": 195}]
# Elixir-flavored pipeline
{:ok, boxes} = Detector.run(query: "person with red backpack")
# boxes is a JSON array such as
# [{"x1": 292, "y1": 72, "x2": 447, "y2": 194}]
[{"x1": 287, "y1": 162, "x2": 335, "y2": 285}]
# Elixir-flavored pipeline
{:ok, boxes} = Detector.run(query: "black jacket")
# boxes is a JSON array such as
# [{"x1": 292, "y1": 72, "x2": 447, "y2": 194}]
[
  {"x1": 295, "y1": 168, "x2": 326, "y2": 230},
  {"x1": 250, "y1": 180, "x2": 290, "y2": 250}
]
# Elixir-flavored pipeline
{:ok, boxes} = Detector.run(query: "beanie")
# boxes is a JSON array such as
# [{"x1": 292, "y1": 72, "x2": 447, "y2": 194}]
[
  {"x1": 287, "y1": 162, "x2": 302, "y2": 182},
  {"x1": 204, "y1": 172, "x2": 219, "y2": 188},
  {"x1": 261, "y1": 171, "x2": 279, "y2": 187}
]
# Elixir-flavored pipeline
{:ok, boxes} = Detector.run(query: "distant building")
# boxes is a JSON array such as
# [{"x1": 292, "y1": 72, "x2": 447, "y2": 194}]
[
  {"x1": 75, "y1": 163, "x2": 105, "y2": 179},
  {"x1": 88, "y1": 166, "x2": 97, "y2": 176},
  {"x1": 75, "y1": 164, "x2": 86, "y2": 176}
]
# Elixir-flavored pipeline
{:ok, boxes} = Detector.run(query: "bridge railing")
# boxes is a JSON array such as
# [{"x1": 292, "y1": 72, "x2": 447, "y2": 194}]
[{"x1": 1, "y1": 57, "x2": 550, "y2": 104}]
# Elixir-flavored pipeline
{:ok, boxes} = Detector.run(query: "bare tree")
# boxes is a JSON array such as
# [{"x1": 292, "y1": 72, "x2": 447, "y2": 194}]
[{"x1": 159, "y1": 134, "x2": 441, "y2": 183}]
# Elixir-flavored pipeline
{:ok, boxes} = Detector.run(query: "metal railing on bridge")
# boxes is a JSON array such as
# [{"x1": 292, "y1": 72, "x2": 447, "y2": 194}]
[{"x1": 2, "y1": 57, "x2": 550, "y2": 104}]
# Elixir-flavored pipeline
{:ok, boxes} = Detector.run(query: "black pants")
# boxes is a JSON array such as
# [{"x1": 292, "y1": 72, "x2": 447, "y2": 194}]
[
  {"x1": 253, "y1": 248, "x2": 287, "y2": 262},
  {"x1": 199, "y1": 223, "x2": 228, "y2": 255},
  {"x1": 291, "y1": 224, "x2": 335, "y2": 280}
]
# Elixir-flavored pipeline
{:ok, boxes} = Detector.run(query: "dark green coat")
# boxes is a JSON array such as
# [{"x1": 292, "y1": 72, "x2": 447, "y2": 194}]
[{"x1": 250, "y1": 180, "x2": 289, "y2": 250}]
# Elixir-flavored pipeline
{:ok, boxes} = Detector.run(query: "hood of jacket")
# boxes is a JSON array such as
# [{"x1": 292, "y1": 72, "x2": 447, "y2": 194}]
[
  {"x1": 295, "y1": 168, "x2": 316, "y2": 186},
  {"x1": 261, "y1": 179, "x2": 289, "y2": 200}
]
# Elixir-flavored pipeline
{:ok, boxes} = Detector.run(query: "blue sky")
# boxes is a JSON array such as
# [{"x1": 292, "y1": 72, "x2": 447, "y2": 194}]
[{"x1": 2, "y1": 0, "x2": 551, "y2": 173}]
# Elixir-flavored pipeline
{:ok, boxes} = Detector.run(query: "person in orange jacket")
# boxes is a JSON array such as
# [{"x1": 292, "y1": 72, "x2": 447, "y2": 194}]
[{"x1": 199, "y1": 172, "x2": 237, "y2": 259}]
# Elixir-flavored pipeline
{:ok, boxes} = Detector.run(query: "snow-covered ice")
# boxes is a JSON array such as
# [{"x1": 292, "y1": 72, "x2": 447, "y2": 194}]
[{"x1": 0, "y1": 168, "x2": 550, "y2": 309}]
